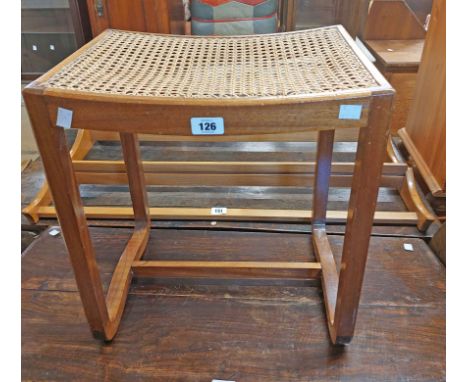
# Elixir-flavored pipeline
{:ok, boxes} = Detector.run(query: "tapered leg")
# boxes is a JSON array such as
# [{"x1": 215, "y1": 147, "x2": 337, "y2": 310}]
[
  {"x1": 312, "y1": 130, "x2": 335, "y2": 226},
  {"x1": 23, "y1": 91, "x2": 110, "y2": 339},
  {"x1": 104, "y1": 133, "x2": 151, "y2": 338},
  {"x1": 23, "y1": 92, "x2": 153, "y2": 341},
  {"x1": 312, "y1": 130, "x2": 339, "y2": 336},
  {"x1": 333, "y1": 94, "x2": 394, "y2": 345},
  {"x1": 120, "y1": 133, "x2": 150, "y2": 231}
]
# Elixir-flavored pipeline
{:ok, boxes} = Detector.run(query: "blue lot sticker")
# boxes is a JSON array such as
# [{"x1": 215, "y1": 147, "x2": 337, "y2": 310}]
[
  {"x1": 191, "y1": 117, "x2": 224, "y2": 135},
  {"x1": 338, "y1": 104, "x2": 363, "y2": 120},
  {"x1": 56, "y1": 107, "x2": 73, "y2": 129}
]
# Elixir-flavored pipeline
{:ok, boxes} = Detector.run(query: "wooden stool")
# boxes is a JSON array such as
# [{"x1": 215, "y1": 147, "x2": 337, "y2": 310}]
[{"x1": 23, "y1": 26, "x2": 394, "y2": 345}]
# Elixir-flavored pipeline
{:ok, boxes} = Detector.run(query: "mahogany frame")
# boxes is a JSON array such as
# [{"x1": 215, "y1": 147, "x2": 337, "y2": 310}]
[{"x1": 24, "y1": 27, "x2": 397, "y2": 344}]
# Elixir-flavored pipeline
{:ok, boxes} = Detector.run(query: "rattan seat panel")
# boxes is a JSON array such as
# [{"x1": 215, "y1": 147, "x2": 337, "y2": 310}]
[{"x1": 42, "y1": 26, "x2": 381, "y2": 100}]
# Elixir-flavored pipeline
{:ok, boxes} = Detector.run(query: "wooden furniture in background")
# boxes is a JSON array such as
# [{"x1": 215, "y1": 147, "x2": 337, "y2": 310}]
[
  {"x1": 86, "y1": 0, "x2": 186, "y2": 36},
  {"x1": 283, "y1": 0, "x2": 432, "y2": 43},
  {"x1": 386, "y1": 137, "x2": 435, "y2": 230},
  {"x1": 365, "y1": 39, "x2": 424, "y2": 134},
  {"x1": 363, "y1": 0, "x2": 427, "y2": 40},
  {"x1": 21, "y1": 0, "x2": 91, "y2": 80},
  {"x1": 23, "y1": 26, "x2": 394, "y2": 344},
  {"x1": 23, "y1": 146, "x2": 435, "y2": 231},
  {"x1": 336, "y1": 0, "x2": 372, "y2": 38},
  {"x1": 282, "y1": 0, "x2": 371, "y2": 37},
  {"x1": 399, "y1": 0, "x2": 445, "y2": 197},
  {"x1": 406, "y1": 0, "x2": 433, "y2": 24},
  {"x1": 363, "y1": 0, "x2": 430, "y2": 135}
]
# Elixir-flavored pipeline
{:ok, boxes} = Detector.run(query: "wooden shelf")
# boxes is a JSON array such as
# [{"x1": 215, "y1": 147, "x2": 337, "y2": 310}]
[{"x1": 365, "y1": 39, "x2": 424, "y2": 72}]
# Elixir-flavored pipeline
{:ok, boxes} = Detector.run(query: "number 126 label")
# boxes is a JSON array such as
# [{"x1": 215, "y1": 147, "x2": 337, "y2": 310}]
[{"x1": 191, "y1": 117, "x2": 224, "y2": 135}]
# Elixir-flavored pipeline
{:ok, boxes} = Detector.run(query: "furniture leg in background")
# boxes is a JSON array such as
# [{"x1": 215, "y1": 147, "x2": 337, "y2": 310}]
[{"x1": 398, "y1": 0, "x2": 445, "y2": 215}]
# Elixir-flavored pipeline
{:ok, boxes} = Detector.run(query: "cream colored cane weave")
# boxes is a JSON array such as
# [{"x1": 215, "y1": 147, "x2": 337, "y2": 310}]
[{"x1": 41, "y1": 26, "x2": 380, "y2": 99}]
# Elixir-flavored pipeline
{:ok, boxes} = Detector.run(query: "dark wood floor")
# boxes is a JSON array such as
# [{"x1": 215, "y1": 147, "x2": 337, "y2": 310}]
[
  {"x1": 22, "y1": 139, "x2": 445, "y2": 381},
  {"x1": 22, "y1": 226, "x2": 445, "y2": 381}
]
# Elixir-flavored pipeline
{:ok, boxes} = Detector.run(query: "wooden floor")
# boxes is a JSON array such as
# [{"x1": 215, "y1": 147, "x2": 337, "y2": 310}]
[
  {"x1": 21, "y1": 138, "x2": 445, "y2": 381},
  {"x1": 22, "y1": 226, "x2": 445, "y2": 381}
]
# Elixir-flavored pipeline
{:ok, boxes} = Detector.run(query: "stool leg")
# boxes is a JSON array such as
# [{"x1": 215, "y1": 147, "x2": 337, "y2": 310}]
[
  {"x1": 333, "y1": 94, "x2": 393, "y2": 345},
  {"x1": 23, "y1": 92, "x2": 110, "y2": 339},
  {"x1": 312, "y1": 130, "x2": 335, "y2": 226},
  {"x1": 103, "y1": 133, "x2": 151, "y2": 339},
  {"x1": 312, "y1": 130, "x2": 340, "y2": 339},
  {"x1": 120, "y1": 133, "x2": 151, "y2": 231}
]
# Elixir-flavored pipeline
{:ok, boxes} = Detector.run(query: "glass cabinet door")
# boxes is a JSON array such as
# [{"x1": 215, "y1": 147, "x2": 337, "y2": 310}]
[
  {"x1": 293, "y1": 0, "x2": 339, "y2": 30},
  {"x1": 284, "y1": 0, "x2": 433, "y2": 34},
  {"x1": 21, "y1": 0, "x2": 82, "y2": 77}
]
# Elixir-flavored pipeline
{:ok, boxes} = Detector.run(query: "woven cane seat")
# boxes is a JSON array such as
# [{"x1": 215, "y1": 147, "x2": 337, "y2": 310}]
[{"x1": 39, "y1": 26, "x2": 384, "y2": 102}]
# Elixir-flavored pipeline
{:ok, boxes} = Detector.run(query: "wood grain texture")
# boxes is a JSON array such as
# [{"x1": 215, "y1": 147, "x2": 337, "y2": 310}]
[
  {"x1": 336, "y1": 0, "x2": 371, "y2": 38},
  {"x1": 384, "y1": 72, "x2": 418, "y2": 133},
  {"x1": 333, "y1": 94, "x2": 394, "y2": 343},
  {"x1": 132, "y1": 260, "x2": 322, "y2": 280},
  {"x1": 39, "y1": 96, "x2": 371, "y2": 136},
  {"x1": 104, "y1": 132, "x2": 151, "y2": 334},
  {"x1": 22, "y1": 226, "x2": 445, "y2": 381},
  {"x1": 33, "y1": 206, "x2": 419, "y2": 225},
  {"x1": 399, "y1": 167, "x2": 435, "y2": 231},
  {"x1": 312, "y1": 227, "x2": 338, "y2": 326},
  {"x1": 85, "y1": 0, "x2": 110, "y2": 36},
  {"x1": 119, "y1": 133, "x2": 150, "y2": 230},
  {"x1": 284, "y1": 0, "x2": 297, "y2": 31},
  {"x1": 23, "y1": 91, "x2": 154, "y2": 341},
  {"x1": 363, "y1": 0, "x2": 426, "y2": 40},
  {"x1": 364, "y1": 39, "x2": 423, "y2": 134},
  {"x1": 142, "y1": 0, "x2": 171, "y2": 33},
  {"x1": 106, "y1": 0, "x2": 146, "y2": 31},
  {"x1": 72, "y1": 165, "x2": 404, "y2": 188},
  {"x1": 72, "y1": 160, "x2": 407, "y2": 175},
  {"x1": 86, "y1": 0, "x2": 177, "y2": 36},
  {"x1": 22, "y1": 91, "x2": 110, "y2": 338},
  {"x1": 90, "y1": 127, "x2": 363, "y2": 142},
  {"x1": 365, "y1": 39, "x2": 424, "y2": 72},
  {"x1": 402, "y1": 0, "x2": 445, "y2": 195},
  {"x1": 312, "y1": 130, "x2": 335, "y2": 225}
]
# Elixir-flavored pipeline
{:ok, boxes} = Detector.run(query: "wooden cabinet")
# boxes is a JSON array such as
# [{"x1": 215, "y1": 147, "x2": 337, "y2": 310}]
[
  {"x1": 282, "y1": 0, "x2": 371, "y2": 37},
  {"x1": 362, "y1": 0, "x2": 432, "y2": 135},
  {"x1": 292, "y1": 0, "x2": 340, "y2": 30},
  {"x1": 21, "y1": 0, "x2": 91, "y2": 79},
  {"x1": 365, "y1": 39, "x2": 424, "y2": 134},
  {"x1": 22, "y1": 32, "x2": 76, "y2": 74},
  {"x1": 399, "y1": 0, "x2": 445, "y2": 196},
  {"x1": 86, "y1": 0, "x2": 186, "y2": 36}
]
